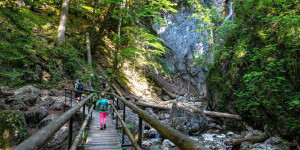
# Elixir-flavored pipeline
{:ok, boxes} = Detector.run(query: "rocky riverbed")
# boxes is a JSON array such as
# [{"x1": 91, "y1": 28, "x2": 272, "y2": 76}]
[{"x1": 122, "y1": 93, "x2": 296, "y2": 150}]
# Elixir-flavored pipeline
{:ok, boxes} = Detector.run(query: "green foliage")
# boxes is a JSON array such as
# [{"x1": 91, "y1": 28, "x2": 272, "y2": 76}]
[
  {"x1": 0, "y1": 0, "x2": 97, "y2": 88},
  {"x1": 121, "y1": 26, "x2": 167, "y2": 68},
  {"x1": 207, "y1": 0, "x2": 300, "y2": 136},
  {"x1": 0, "y1": 110, "x2": 28, "y2": 149}
]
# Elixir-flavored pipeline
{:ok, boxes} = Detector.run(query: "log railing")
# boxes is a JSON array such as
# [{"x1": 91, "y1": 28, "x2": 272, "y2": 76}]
[
  {"x1": 88, "y1": 90, "x2": 208, "y2": 150},
  {"x1": 14, "y1": 89, "x2": 208, "y2": 150},
  {"x1": 14, "y1": 90, "x2": 93, "y2": 150}
]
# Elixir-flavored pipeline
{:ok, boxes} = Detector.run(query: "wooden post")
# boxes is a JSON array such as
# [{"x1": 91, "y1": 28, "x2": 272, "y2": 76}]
[
  {"x1": 68, "y1": 117, "x2": 73, "y2": 149},
  {"x1": 82, "y1": 96, "x2": 85, "y2": 121},
  {"x1": 116, "y1": 98, "x2": 119, "y2": 128},
  {"x1": 70, "y1": 91, "x2": 73, "y2": 107},
  {"x1": 112, "y1": 97, "x2": 115, "y2": 119},
  {"x1": 64, "y1": 89, "x2": 66, "y2": 112},
  {"x1": 90, "y1": 96, "x2": 93, "y2": 119},
  {"x1": 122, "y1": 104, "x2": 126, "y2": 144},
  {"x1": 138, "y1": 117, "x2": 142, "y2": 147}
]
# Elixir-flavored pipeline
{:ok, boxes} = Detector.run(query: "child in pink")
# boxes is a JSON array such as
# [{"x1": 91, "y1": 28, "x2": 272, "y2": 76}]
[{"x1": 96, "y1": 93, "x2": 109, "y2": 130}]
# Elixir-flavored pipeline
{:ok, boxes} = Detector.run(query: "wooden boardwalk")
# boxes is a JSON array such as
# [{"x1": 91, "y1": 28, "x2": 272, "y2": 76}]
[{"x1": 84, "y1": 110, "x2": 122, "y2": 150}]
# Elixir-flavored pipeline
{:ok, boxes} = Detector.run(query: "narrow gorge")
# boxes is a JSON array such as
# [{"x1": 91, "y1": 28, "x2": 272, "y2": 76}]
[{"x1": 0, "y1": 0, "x2": 299, "y2": 150}]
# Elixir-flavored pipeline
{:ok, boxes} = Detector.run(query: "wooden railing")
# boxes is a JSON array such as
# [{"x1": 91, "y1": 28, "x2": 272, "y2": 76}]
[
  {"x1": 88, "y1": 90, "x2": 208, "y2": 150},
  {"x1": 14, "y1": 90, "x2": 93, "y2": 150},
  {"x1": 14, "y1": 89, "x2": 207, "y2": 150}
]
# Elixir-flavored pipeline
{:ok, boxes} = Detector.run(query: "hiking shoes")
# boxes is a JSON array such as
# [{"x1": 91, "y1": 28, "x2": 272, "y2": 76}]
[
  {"x1": 104, "y1": 124, "x2": 106, "y2": 129},
  {"x1": 100, "y1": 127, "x2": 103, "y2": 130}
]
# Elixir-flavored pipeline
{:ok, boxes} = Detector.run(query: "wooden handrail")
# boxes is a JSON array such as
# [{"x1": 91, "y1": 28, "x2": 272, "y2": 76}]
[
  {"x1": 111, "y1": 104, "x2": 142, "y2": 150},
  {"x1": 70, "y1": 104, "x2": 94, "y2": 150},
  {"x1": 14, "y1": 94, "x2": 93, "y2": 150},
  {"x1": 64, "y1": 88, "x2": 91, "y2": 94},
  {"x1": 86, "y1": 90, "x2": 208, "y2": 150}
]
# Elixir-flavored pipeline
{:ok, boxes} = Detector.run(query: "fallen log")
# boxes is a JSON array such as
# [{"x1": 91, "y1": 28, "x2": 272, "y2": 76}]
[
  {"x1": 224, "y1": 133, "x2": 269, "y2": 146},
  {"x1": 147, "y1": 69, "x2": 176, "y2": 99},
  {"x1": 136, "y1": 101, "x2": 172, "y2": 110},
  {"x1": 160, "y1": 100, "x2": 177, "y2": 105},
  {"x1": 135, "y1": 101, "x2": 242, "y2": 120},
  {"x1": 203, "y1": 110, "x2": 242, "y2": 120}
]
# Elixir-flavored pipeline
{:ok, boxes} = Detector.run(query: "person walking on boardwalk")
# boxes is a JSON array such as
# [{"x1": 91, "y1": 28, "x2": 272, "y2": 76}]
[
  {"x1": 74, "y1": 79, "x2": 83, "y2": 100},
  {"x1": 97, "y1": 92, "x2": 110, "y2": 130}
]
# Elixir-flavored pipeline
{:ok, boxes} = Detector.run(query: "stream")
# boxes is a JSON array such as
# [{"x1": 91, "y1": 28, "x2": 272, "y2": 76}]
[{"x1": 223, "y1": 1, "x2": 233, "y2": 23}]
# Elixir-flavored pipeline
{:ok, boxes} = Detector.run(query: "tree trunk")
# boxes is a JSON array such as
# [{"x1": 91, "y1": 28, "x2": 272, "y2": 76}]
[
  {"x1": 224, "y1": 133, "x2": 269, "y2": 146},
  {"x1": 91, "y1": 0, "x2": 96, "y2": 47},
  {"x1": 147, "y1": 69, "x2": 176, "y2": 99},
  {"x1": 86, "y1": 32, "x2": 92, "y2": 66},
  {"x1": 57, "y1": 0, "x2": 70, "y2": 46},
  {"x1": 112, "y1": 0, "x2": 124, "y2": 75},
  {"x1": 160, "y1": 100, "x2": 177, "y2": 105},
  {"x1": 91, "y1": 2, "x2": 116, "y2": 53},
  {"x1": 203, "y1": 110, "x2": 242, "y2": 120},
  {"x1": 86, "y1": 32, "x2": 92, "y2": 87},
  {"x1": 136, "y1": 101, "x2": 173, "y2": 110}
]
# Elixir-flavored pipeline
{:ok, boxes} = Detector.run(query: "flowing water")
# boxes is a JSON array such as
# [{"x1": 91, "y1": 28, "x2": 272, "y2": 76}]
[
  {"x1": 223, "y1": 2, "x2": 233, "y2": 23},
  {"x1": 151, "y1": 133, "x2": 162, "y2": 142}
]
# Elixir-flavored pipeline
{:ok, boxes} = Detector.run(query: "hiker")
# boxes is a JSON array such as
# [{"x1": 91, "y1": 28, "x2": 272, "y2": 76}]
[
  {"x1": 74, "y1": 79, "x2": 83, "y2": 100},
  {"x1": 96, "y1": 92, "x2": 110, "y2": 130}
]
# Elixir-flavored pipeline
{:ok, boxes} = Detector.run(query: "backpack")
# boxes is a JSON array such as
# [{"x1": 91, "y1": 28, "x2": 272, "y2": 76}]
[
  {"x1": 77, "y1": 83, "x2": 83, "y2": 91},
  {"x1": 99, "y1": 102, "x2": 108, "y2": 111}
]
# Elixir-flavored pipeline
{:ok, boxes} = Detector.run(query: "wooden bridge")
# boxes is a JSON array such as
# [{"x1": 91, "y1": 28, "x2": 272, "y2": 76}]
[{"x1": 13, "y1": 89, "x2": 208, "y2": 150}]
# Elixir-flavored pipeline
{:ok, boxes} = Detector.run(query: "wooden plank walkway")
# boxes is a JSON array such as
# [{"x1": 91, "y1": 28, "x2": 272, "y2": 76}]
[{"x1": 84, "y1": 110, "x2": 122, "y2": 150}]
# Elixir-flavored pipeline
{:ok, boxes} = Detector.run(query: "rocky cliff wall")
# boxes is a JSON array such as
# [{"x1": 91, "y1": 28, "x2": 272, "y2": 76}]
[{"x1": 152, "y1": 1, "x2": 225, "y2": 97}]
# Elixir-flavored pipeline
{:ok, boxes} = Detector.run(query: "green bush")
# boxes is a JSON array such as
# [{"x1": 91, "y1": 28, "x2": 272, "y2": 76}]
[{"x1": 207, "y1": 0, "x2": 300, "y2": 136}]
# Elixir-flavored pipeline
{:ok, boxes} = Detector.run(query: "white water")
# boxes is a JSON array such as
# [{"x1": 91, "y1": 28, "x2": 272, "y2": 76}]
[
  {"x1": 223, "y1": 2, "x2": 233, "y2": 22},
  {"x1": 151, "y1": 133, "x2": 162, "y2": 142}
]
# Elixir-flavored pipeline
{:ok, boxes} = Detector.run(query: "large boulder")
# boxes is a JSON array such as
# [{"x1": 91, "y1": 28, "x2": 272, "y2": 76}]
[
  {"x1": 0, "y1": 86, "x2": 10, "y2": 93},
  {"x1": 22, "y1": 94, "x2": 41, "y2": 106},
  {"x1": 142, "y1": 140, "x2": 154, "y2": 149},
  {"x1": 49, "y1": 89, "x2": 60, "y2": 97},
  {"x1": 240, "y1": 137, "x2": 289, "y2": 150},
  {"x1": 52, "y1": 101, "x2": 65, "y2": 111},
  {"x1": 143, "y1": 128, "x2": 158, "y2": 138},
  {"x1": 169, "y1": 102, "x2": 208, "y2": 135},
  {"x1": 24, "y1": 106, "x2": 48, "y2": 125},
  {"x1": 163, "y1": 139, "x2": 175, "y2": 148},
  {"x1": 0, "y1": 103, "x2": 10, "y2": 110},
  {"x1": 38, "y1": 114, "x2": 59, "y2": 128},
  {"x1": 14, "y1": 85, "x2": 42, "y2": 96},
  {"x1": 6, "y1": 93, "x2": 41, "y2": 107},
  {"x1": 6, "y1": 85, "x2": 42, "y2": 107},
  {"x1": 11, "y1": 99, "x2": 27, "y2": 111}
]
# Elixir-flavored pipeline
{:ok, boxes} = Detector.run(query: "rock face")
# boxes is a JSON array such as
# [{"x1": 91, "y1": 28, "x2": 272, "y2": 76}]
[
  {"x1": 169, "y1": 102, "x2": 208, "y2": 135},
  {"x1": 152, "y1": 6, "x2": 211, "y2": 96}
]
